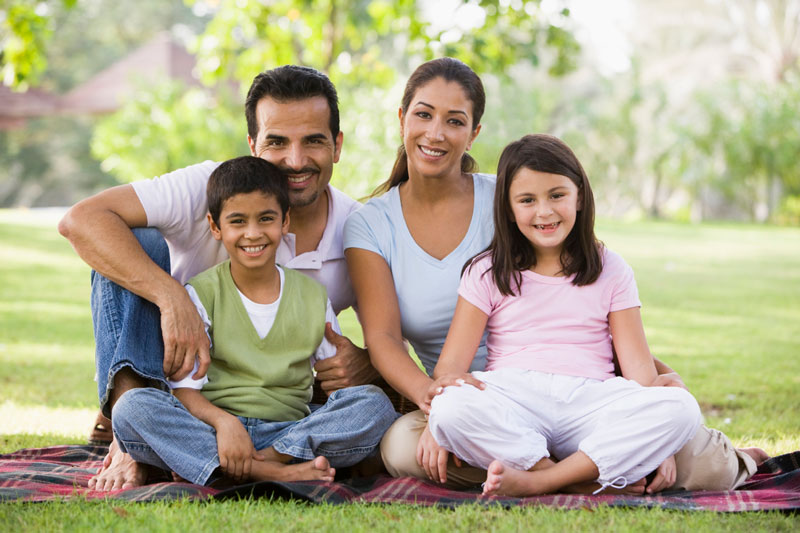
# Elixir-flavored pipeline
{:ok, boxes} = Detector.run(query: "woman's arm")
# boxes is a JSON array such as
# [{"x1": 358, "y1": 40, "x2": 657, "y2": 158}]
[
  {"x1": 345, "y1": 247, "x2": 432, "y2": 407},
  {"x1": 609, "y1": 307, "x2": 658, "y2": 386}
]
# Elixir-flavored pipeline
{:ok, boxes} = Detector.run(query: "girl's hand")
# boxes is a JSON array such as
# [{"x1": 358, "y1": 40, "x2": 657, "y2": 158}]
[
  {"x1": 651, "y1": 372, "x2": 688, "y2": 391},
  {"x1": 420, "y1": 373, "x2": 486, "y2": 415},
  {"x1": 215, "y1": 416, "x2": 264, "y2": 483},
  {"x1": 646, "y1": 455, "x2": 676, "y2": 493},
  {"x1": 416, "y1": 424, "x2": 461, "y2": 484}
]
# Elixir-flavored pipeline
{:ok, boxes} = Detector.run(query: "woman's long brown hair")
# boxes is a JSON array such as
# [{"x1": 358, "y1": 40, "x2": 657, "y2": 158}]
[{"x1": 371, "y1": 57, "x2": 485, "y2": 197}]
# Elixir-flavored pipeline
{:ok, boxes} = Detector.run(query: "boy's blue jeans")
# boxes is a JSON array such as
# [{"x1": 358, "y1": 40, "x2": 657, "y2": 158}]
[
  {"x1": 112, "y1": 385, "x2": 397, "y2": 485},
  {"x1": 91, "y1": 228, "x2": 398, "y2": 482}
]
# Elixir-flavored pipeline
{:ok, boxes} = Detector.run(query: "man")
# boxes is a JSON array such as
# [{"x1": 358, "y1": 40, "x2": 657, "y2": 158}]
[{"x1": 59, "y1": 65, "x2": 382, "y2": 491}]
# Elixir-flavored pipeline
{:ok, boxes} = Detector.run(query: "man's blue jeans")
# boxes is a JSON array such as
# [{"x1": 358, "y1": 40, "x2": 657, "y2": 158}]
[
  {"x1": 112, "y1": 385, "x2": 397, "y2": 485},
  {"x1": 92, "y1": 228, "x2": 171, "y2": 418}
]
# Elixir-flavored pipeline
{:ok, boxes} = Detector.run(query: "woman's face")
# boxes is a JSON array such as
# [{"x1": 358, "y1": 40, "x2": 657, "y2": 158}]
[{"x1": 400, "y1": 77, "x2": 481, "y2": 180}]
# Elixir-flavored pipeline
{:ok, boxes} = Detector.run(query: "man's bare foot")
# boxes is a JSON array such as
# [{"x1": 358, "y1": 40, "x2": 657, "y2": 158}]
[
  {"x1": 739, "y1": 447, "x2": 770, "y2": 465},
  {"x1": 88, "y1": 437, "x2": 147, "y2": 491},
  {"x1": 250, "y1": 456, "x2": 335, "y2": 483},
  {"x1": 482, "y1": 460, "x2": 542, "y2": 497}
]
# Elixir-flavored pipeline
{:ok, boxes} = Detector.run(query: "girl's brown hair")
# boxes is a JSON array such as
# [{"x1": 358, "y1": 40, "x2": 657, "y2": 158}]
[
  {"x1": 372, "y1": 57, "x2": 485, "y2": 196},
  {"x1": 468, "y1": 134, "x2": 603, "y2": 296}
]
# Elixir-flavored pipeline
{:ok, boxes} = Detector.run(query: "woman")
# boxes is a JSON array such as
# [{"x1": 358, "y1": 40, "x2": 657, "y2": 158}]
[
  {"x1": 344, "y1": 58, "x2": 759, "y2": 491},
  {"x1": 344, "y1": 57, "x2": 489, "y2": 486}
]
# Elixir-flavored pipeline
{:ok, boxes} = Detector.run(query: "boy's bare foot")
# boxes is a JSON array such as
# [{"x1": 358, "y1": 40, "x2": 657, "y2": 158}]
[
  {"x1": 88, "y1": 437, "x2": 147, "y2": 491},
  {"x1": 483, "y1": 460, "x2": 542, "y2": 497},
  {"x1": 739, "y1": 447, "x2": 770, "y2": 465},
  {"x1": 250, "y1": 456, "x2": 335, "y2": 483}
]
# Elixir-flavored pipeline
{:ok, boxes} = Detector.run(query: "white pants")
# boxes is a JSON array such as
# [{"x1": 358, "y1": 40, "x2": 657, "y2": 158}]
[{"x1": 428, "y1": 368, "x2": 702, "y2": 487}]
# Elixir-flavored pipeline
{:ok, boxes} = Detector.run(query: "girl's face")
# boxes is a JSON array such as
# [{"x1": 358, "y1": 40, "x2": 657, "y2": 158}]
[
  {"x1": 400, "y1": 77, "x2": 481, "y2": 180},
  {"x1": 508, "y1": 167, "x2": 581, "y2": 257}
]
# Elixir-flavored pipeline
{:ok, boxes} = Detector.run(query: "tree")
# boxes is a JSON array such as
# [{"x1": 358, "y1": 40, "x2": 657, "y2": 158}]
[
  {"x1": 91, "y1": 81, "x2": 246, "y2": 183},
  {"x1": 0, "y1": 0, "x2": 75, "y2": 89},
  {"x1": 93, "y1": 0, "x2": 582, "y2": 195},
  {"x1": 188, "y1": 0, "x2": 579, "y2": 87}
]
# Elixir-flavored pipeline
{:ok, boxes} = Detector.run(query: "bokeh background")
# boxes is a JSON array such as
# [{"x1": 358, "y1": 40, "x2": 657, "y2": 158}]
[{"x1": 2, "y1": 0, "x2": 799, "y2": 224}]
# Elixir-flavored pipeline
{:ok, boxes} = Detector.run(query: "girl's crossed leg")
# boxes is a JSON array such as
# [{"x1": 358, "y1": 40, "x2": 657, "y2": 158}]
[{"x1": 428, "y1": 369, "x2": 702, "y2": 496}]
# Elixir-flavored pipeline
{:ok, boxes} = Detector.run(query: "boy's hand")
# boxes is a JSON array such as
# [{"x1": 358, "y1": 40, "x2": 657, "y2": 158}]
[
  {"x1": 314, "y1": 323, "x2": 379, "y2": 393},
  {"x1": 214, "y1": 416, "x2": 263, "y2": 483},
  {"x1": 421, "y1": 373, "x2": 486, "y2": 415}
]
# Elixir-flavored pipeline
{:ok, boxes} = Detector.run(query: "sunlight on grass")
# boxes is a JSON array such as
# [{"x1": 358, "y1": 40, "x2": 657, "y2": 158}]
[{"x1": 0, "y1": 401, "x2": 95, "y2": 439}]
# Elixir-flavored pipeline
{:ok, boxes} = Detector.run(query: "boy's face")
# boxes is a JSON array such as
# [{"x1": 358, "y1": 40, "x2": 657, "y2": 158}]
[{"x1": 208, "y1": 191, "x2": 289, "y2": 270}]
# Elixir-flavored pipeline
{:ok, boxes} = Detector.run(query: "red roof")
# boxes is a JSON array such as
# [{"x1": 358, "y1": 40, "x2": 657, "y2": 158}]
[
  {"x1": 0, "y1": 85, "x2": 61, "y2": 128},
  {"x1": 59, "y1": 32, "x2": 202, "y2": 115}
]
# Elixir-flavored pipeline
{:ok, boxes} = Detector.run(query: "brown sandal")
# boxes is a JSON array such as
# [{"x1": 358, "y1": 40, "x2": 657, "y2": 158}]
[{"x1": 88, "y1": 411, "x2": 113, "y2": 446}]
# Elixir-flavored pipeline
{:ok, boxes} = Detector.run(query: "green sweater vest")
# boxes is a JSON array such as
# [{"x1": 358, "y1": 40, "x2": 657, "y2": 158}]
[{"x1": 188, "y1": 261, "x2": 327, "y2": 421}]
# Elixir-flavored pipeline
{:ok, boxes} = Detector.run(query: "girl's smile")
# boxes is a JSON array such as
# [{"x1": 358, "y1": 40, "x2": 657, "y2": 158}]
[{"x1": 509, "y1": 168, "x2": 581, "y2": 258}]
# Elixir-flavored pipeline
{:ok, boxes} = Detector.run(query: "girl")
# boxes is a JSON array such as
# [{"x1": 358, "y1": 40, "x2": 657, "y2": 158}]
[{"x1": 426, "y1": 134, "x2": 703, "y2": 496}]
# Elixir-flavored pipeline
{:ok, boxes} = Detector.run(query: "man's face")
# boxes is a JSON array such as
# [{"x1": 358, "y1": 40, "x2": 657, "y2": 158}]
[{"x1": 247, "y1": 96, "x2": 343, "y2": 210}]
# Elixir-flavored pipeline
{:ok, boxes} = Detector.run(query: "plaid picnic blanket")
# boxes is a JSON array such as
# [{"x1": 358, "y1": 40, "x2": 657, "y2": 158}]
[{"x1": 2, "y1": 445, "x2": 799, "y2": 511}]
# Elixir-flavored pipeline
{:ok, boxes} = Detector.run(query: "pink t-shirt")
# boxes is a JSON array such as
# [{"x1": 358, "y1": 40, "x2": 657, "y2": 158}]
[{"x1": 458, "y1": 248, "x2": 641, "y2": 381}]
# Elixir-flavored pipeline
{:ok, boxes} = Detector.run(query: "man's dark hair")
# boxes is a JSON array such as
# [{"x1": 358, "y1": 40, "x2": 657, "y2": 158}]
[
  {"x1": 207, "y1": 156, "x2": 290, "y2": 226},
  {"x1": 245, "y1": 65, "x2": 340, "y2": 141}
]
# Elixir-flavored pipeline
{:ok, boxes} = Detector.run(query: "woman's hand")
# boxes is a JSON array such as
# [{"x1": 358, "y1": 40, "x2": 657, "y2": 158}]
[
  {"x1": 646, "y1": 455, "x2": 677, "y2": 493},
  {"x1": 420, "y1": 373, "x2": 486, "y2": 415},
  {"x1": 416, "y1": 423, "x2": 461, "y2": 484}
]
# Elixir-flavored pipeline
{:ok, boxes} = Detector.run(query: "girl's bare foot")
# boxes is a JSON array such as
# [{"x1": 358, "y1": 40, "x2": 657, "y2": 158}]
[
  {"x1": 482, "y1": 460, "x2": 543, "y2": 497},
  {"x1": 250, "y1": 456, "x2": 335, "y2": 483},
  {"x1": 88, "y1": 437, "x2": 148, "y2": 491},
  {"x1": 739, "y1": 447, "x2": 770, "y2": 465}
]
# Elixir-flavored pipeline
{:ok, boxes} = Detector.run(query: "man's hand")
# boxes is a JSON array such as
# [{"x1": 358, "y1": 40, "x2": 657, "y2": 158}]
[
  {"x1": 314, "y1": 323, "x2": 379, "y2": 393},
  {"x1": 647, "y1": 455, "x2": 677, "y2": 494},
  {"x1": 652, "y1": 372, "x2": 687, "y2": 390},
  {"x1": 215, "y1": 416, "x2": 264, "y2": 483},
  {"x1": 159, "y1": 287, "x2": 210, "y2": 381}
]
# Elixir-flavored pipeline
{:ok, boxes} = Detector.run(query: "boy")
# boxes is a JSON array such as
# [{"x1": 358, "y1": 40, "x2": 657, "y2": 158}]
[{"x1": 110, "y1": 156, "x2": 396, "y2": 486}]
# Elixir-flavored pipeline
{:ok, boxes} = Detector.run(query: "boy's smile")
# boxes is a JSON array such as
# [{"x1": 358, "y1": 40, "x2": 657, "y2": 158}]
[{"x1": 208, "y1": 191, "x2": 289, "y2": 272}]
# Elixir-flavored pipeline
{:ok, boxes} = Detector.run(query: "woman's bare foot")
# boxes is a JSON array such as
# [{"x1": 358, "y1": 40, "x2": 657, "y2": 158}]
[
  {"x1": 88, "y1": 437, "x2": 148, "y2": 491},
  {"x1": 250, "y1": 456, "x2": 335, "y2": 483},
  {"x1": 739, "y1": 447, "x2": 770, "y2": 465}
]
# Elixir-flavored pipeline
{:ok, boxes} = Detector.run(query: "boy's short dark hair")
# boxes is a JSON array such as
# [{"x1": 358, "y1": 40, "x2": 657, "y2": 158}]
[{"x1": 207, "y1": 156, "x2": 290, "y2": 226}]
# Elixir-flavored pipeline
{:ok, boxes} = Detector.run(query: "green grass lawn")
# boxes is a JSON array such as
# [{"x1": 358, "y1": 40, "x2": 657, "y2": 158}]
[{"x1": 1, "y1": 209, "x2": 798, "y2": 530}]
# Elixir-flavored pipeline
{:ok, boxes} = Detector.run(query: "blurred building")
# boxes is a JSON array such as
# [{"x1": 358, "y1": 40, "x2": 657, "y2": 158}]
[{"x1": 0, "y1": 32, "x2": 201, "y2": 129}]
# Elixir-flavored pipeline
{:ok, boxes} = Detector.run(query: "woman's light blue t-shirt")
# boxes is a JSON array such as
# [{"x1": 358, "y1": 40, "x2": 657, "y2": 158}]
[{"x1": 343, "y1": 173, "x2": 495, "y2": 374}]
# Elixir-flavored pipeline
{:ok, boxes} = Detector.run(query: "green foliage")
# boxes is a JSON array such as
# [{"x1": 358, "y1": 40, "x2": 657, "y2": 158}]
[
  {"x1": 91, "y1": 81, "x2": 247, "y2": 183},
  {"x1": 187, "y1": 0, "x2": 580, "y2": 88},
  {"x1": 0, "y1": 0, "x2": 75, "y2": 88},
  {"x1": 0, "y1": 116, "x2": 117, "y2": 207},
  {"x1": 688, "y1": 79, "x2": 800, "y2": 221}
]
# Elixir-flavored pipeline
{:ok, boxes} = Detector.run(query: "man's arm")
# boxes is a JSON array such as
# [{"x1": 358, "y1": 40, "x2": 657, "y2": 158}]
[{"x1": 58, "y1": 185, "x2": 209, "y2": 380}]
